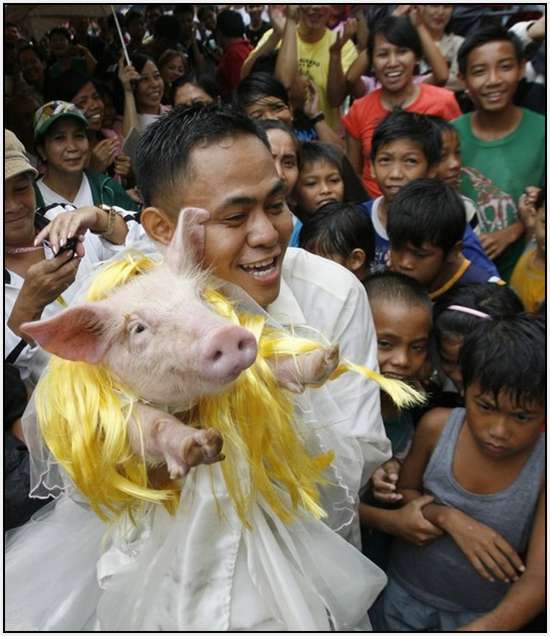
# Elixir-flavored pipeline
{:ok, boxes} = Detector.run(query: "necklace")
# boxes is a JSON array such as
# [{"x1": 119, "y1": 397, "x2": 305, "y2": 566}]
[{"x1": 5, "y1": 245, "x2": 43, "y2": 255}]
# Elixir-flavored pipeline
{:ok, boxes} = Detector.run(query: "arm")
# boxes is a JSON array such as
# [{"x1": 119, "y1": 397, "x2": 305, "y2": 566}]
[
  {"x1": 303, "y1": 80, "x2": 345, "y2": 149},
  {"x1": 410, "y1": 7, "x2": 449, "y2": 87},
  {"x1": 73, "y1": 44, "x2": 97, "y2": 75},
  {"x1": 345, "y1": 133, "x2": 364, "y2": 181},
  {"x1": 118, "y1": 57, "x2": 140, "y2": 138},
  {"x1": 327, "y1": 19, "x2": 357, "y2": 107},
  {"x1": 479, "y1": 220, "x2": 525, "y2": 260},
  {"x1": 274, "y1": 6, "x2": 300, "y2": 90},
  {"x1": 240, "y1": 29, "x2": 280, "y2": 80},
  {"x1": 457, "y1": 489, "x2": 545, "y2": 631}
]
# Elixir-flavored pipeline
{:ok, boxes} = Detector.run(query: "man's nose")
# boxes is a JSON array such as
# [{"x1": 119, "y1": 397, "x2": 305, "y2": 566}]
[{"x1": 247, "y1": 211, "x2": 279, "y2": 246}]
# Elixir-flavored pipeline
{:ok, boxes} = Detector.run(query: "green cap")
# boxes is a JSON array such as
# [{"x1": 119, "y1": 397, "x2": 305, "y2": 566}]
[{"x1": 33, "y1": 100, "x2": 89, "y2": 141}]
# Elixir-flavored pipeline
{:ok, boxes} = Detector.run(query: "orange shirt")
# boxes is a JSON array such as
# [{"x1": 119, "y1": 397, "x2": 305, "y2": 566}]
[{"x1": 342, "y1": 83, "x2": 461, "y2": 198}]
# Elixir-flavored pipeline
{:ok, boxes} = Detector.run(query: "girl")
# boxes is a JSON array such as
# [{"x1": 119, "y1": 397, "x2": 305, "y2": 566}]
[
  {"x1": 372, "y1": 313, "x2": 545, "y2": 631},
  {"x1": 158, "y1": 49, "x2": 187, "y2": 105},
  {"x1": 33, "y1": 101, "x2": 139, "y2": 212},
  {"x1": 173, "y1": 72, "x2": 221, "y2": 108},
  {"x1": 343, "y1": 14, "x2": 461, "y2": 198}
]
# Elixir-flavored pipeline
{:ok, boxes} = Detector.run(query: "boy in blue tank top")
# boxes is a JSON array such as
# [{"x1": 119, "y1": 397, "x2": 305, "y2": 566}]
[{"x1": 371, "y1": 313, "x2": 545, "y2": 631}]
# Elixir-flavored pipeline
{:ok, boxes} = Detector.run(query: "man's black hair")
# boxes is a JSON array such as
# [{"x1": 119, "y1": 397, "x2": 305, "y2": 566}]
[
  {"x1": 387, "y1": 178, "x2": 466, "y2": 255},
  {"x1": 460, "y1": 313, "x2": 545, "y2": 408},
  {"x1": 135, "y1": 103, "x2": 269, "y2": 208},
  {"x1": 234, "y1": 72, "x2": 289, "y2": 111},
  {"x1": 44, "y1": 69, "x2": 95, "y2": 103},
  {"x1": 457, "y1": 23, "x2": 524, "y2": 76},
  {"x1": 255, "y1": 119, "x2": 298, "y2": 149},
  {"x1": 434, "y1": 283, "x2": 524, "y2": 342},
  {"x1": 364, "y1": 270, "x2": 433, "y2": 314},
  {"x1": 216, "y1": 10, "x2": 245, "y2": 39},
  {"x1": 367, "y1": 15, "x2": 422, "y2": 72},
  {"x1": 371, "y1": 109, "x2": 442, "y2": 166},
  {"x1": 299, "y1": 201, "x2": 376, "y2": 267},
  {"x1": 173, "y1": 72, "x2": 221, "y2": 104}
]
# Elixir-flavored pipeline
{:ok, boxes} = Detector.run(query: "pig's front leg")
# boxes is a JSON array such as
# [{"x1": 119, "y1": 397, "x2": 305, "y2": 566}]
[
  {"x1": 270, "y1": 344, "x2": 339, "y2": 394},
  {"x1": 128, "y1": 402, "x2": 224, "y2": 480}
]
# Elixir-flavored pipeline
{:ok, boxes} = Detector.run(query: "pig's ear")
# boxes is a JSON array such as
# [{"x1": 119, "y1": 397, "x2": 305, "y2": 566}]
[
  {"x1": 166, "y1": 207, "x2": 210, "y2": 275},
  {"x1": 20, "y1": 304, "x2": 115, "y2": 363}
]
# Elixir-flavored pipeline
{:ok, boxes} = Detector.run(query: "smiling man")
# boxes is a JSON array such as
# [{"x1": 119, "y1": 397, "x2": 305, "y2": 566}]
[{"x1": 135, "y1": 104, "x2": 390, "y2": 547}]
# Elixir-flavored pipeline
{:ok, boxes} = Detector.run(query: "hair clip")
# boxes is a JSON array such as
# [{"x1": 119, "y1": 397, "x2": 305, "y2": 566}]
[{"x1": 446, "y1": 305, "x2": 492, "y2": 320}]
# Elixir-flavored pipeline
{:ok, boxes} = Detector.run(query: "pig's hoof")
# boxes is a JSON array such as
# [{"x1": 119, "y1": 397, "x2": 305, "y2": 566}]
[
  {"x1": 324, "y1": 344, "x2": 339, "y2": 374},
  {"x1": 182, "y1": 428, "x2": 224, "y2": 469}
]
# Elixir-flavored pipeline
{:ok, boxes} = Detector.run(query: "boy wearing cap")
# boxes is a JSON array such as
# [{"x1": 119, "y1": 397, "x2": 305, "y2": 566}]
[
  {"x1": 5, "y1": 129, "x2": 143, "y2": 386},
  {"x1": 33, "y1": 100, "x2": 140, "y2": 212}
]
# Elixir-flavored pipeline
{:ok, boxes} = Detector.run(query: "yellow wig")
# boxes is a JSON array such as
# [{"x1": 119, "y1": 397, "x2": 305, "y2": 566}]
[{"x1": 35, "y1": 253, "x2": 424, "y2": 526}]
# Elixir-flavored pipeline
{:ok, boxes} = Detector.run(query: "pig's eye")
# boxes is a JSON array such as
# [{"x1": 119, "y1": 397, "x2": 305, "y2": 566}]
[{"x1": 130, "y1": 323, "x2": 147, "y2": 335}]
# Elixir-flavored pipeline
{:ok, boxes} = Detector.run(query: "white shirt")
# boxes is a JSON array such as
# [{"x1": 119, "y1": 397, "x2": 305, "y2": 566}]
[{"x1": 36, "y1": 174, "x2": 94, "y2": 208}]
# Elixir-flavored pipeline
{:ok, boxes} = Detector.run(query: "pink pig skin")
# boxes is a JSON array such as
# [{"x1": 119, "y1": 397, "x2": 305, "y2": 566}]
[{"x1": 21, "y1": 208, "x2": 340, "y2": 479}]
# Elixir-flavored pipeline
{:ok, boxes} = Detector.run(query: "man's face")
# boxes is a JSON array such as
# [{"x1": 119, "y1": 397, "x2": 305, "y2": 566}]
[
  {"x1": 170, "y1": 135, "x2": 293, "y2": 308},
  {"x1": 462, "y1": 40, "x2": 523, "y2": 113},
  {"x1": 300, "y1": 5, "x2": 330, "y2": 31}
]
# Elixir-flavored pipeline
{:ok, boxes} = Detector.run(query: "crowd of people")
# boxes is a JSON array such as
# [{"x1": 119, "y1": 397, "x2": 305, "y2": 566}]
[{"x1": 4, "y1": 3, "x2": 546, "y2": 632}]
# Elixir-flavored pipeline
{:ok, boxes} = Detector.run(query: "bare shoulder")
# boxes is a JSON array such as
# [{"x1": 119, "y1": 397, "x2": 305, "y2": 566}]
[{"x1": 415, "y1": 407, "x2": 454, "y2": 449}]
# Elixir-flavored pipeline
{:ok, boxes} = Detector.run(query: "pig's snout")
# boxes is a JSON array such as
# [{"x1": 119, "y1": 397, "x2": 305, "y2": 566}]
[{"x1": 200, "y1": 326, "x2": 257, "y2": 383}]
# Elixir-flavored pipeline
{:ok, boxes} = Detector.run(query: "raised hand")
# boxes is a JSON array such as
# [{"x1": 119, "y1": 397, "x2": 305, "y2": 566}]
[{"x1": 89, "y1": 138, "x2": 118, "y2": 173}]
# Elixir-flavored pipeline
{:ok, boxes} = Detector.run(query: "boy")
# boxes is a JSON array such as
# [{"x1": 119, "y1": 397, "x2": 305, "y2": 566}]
[
  {"x1": 134, "y1": 104, "x2": 391, "y2": 548},
  {"x1": 511, "y1": 189, "x2": 545, "y2": 312},
  {"x1": 359, "y1": 272, "x2": 437, "y2": 568},
  {"x1": 372, "y1": 314, "x2": 545, "y2": 631},
  {"x1": 454, "y1": 23, "x2": 545, "y2": 281},
  {"x1": 387, "y1": 178, "x2": 503, "y2": 300},
  {"x1": 363, "y1": 110, "x2": 497, "y2": 278}
]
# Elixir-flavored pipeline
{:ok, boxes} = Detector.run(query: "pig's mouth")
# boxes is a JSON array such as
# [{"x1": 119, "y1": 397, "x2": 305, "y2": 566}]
[{"x1": 239, "y1": 255, "x2": 279, "y2": 279}]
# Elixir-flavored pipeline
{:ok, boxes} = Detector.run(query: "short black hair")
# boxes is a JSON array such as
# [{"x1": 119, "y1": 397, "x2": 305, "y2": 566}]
[
  {"x1": 125, "y1": 9, "x2": 144, "y2": 28},
  {"x1": 457, "y1": 23, "x2": 524, "y2": 76},
  {"x1": 234, "y1": 72, "x2": 289, "y2": 111},
  {"x1": 371, "y1": 109, "x2": 442, "y2": 166},
  {"x1": 367, "y1": 15, "x2": 422, "y2": 72},
  {"x1": 49, "y1": 26, "x2": 71, "y2": 41},
  {"x1": 299, "y1": 201, "x2": 376, "y2": 266},
  {"x1": 173, "y1": 4, "x2": 194, "y2": 17},
  {"x1": 365, "y1": 270, "x2": 433, "y2": 314},
  {"x1": 173, "y1": 71, "x2": 221, "y2": 105},
  {"x1": 153, "y1": 14, "x2": 182, "y2": 40},
  {"x1": 427, "y1": 115, "x2": 457, "y2": 138},
  {"x1": 387, "y1": 178, "x2": 466, "y2": 255},
  {"x1": 44, "y1": 69, "x2": 95, "y2": 103},
  {"x1": 460, "y1": 313, "x2": 545, "y2": 408},
  {"x1": 297, "y1": 141, "x2": 343, "y2": 174},
  {"x1": 434, "y1": 283, "x2": 524, "y2": 342},
  {"x1": 216, "y1": 9, "x2": 245, "y2": 38},
  {"x1": 255, "y1": 119, "x2": 298, "y2": 150},
  {"x1": 135, "y1": 103, "x2": 269, "y2": 209}
]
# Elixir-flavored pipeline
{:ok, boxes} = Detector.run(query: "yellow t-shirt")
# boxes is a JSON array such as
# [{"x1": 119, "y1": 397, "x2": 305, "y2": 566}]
[
  {"x1": 251, "y1": 28, "x2": 358, "y2": 131},
  {"x1": 510, "y1": 248, "x2": 545, "y2": 313}
]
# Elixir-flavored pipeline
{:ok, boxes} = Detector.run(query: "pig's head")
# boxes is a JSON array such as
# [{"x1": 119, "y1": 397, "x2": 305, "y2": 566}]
[{"x1": 21, "y1": 209, "x2": 258, "y2": 410}]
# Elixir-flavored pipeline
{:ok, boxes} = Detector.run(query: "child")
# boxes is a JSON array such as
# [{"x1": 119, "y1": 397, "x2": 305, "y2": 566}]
[
  {"x1": 511, "y1": 188, "x2": 545, "y2": 313},
  {"x1": 454, "y1": 23, "x2": 545, "y2": 281},
  {"x1": 359, "y1": 273, "x2": 435, "y2": 569},
  {"x1": 289, "y1": 141, "x2": 366, "y2": 246},
  {"x1": 387, "y1": 178, "x2": 503, "y2": 299},
  {"x1": 372, "y1": 313, "x2": 545, "y2": 631},
  {"x1": 298, "y1": 201, "x2": 375, "y2": 282},
  {"x1": 364, "y1": 109, "x2": 497, "y2": 277}
]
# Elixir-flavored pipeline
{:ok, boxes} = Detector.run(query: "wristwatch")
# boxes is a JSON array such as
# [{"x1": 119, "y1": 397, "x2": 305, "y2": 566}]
[
  {"x1": 310, "y1": 112, "x2": 325, "y2": 125},
  {"x1": 97, "y1": 204, "x2": 117, "y2": 236}
]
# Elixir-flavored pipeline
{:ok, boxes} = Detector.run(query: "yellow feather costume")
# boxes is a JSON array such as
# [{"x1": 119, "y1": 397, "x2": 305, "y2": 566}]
[{"x1": 35, "y1": 253, "x2": 424, "y2": 526}]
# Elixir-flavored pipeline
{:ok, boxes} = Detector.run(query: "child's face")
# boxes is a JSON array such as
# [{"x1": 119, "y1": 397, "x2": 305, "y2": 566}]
[
  {"x1": 462, "y1": 40, "x2": 523, "y2": 114},
  {"x1": 390, "y1": 242, "x2": 445, "y2": 289},
  {"x1": 434, "y1": 129, "x2": 461, "y2": 190},
  {"x1": 295, "y1": 159, "x2": 344, "y2": 217},
  {"x1": 372, "y1": 299, "x2": 431, "y2": 381},
  {"x1": 438, "y1": 333, "x2": 464, "y2": 394},
  {"x1": 371, "y1": 139, "x2": 431, "y2": 203},
  {"x1": 372, "y1": 34, "x2": 417, "y2": 94},
  {"x1": 422, "y1": 4, "x2": 453, "y2": 35},
  {"x1": 534, "y1": 203, "x2": 545, "y2": 256},
  {"x1": 465, "y1": 381, "x2": 544, "y2": 459}
]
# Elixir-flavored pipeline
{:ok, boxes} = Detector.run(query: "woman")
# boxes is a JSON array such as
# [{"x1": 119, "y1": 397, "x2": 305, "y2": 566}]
[
  {"x1": 4, "y1": 129, "x2": 143, "y2": 386},
  {"x1": 33, "y1": 100, "x2": 140, "y2": 212},
  {"x1": 119, "y1": 54, "x2": 171, "y2": 135},
  {"x1": 158, "y1": 49, "x2": 187, "y2": 104},
  {"x1": 46, "y1": 70, "x2": 130, "y2": 178},
  {"x1": 172, "y1": 72, "x2": 220, "y2": 108},
  {"x1": 343, "y1": 14, "x2": 461, "y2": 198}
]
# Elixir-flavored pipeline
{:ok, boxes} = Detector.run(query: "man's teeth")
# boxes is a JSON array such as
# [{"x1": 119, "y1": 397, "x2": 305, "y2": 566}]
[{"x1": 241, "y1": 258, "x2": 276, "y2": 276}]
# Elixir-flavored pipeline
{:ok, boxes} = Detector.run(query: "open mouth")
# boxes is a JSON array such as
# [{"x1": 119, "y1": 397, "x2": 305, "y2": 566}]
[
  {"x1": 239, "y1": 255, "x2": 279, "y2": 280},
  {"x1": 385, "y1": 71, "x2": 403, "y2": 80}
]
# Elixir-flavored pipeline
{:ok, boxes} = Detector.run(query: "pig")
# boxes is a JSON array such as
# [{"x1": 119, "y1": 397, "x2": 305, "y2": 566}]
[{"x1": 21, "y1": 208, "x2": 340, "y2": 481}]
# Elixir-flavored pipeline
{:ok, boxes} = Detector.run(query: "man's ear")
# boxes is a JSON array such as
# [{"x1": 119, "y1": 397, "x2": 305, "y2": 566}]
[
  {"x1": 346, "y1": 248, "x2": 367, "y2": 273},
  {"x1": 140, "y1": 206, "x2": 176, "y2": 246}
]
